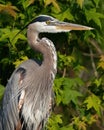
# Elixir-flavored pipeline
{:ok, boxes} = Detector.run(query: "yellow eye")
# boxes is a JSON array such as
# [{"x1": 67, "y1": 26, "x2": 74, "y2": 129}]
[{"x1": 46, "y1": 20, "x2": 50, "y2": 25}]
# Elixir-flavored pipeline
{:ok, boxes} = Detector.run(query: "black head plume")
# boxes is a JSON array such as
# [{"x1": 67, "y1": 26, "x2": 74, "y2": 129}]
[{"x1": 12, "y1": 15, "x2": 55, "y2": 41}]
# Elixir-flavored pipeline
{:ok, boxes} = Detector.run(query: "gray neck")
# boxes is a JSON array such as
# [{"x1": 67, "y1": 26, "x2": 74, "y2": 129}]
[{"x1": 27, "y1": 26, "x2": 57, "y2": 73}]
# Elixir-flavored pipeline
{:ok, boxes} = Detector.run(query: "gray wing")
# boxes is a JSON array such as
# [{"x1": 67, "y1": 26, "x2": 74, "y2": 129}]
[
  {"x1": 0, "y1": 109, "x2": 3, "y2": 130},
  {"x1": 2, "y1": 59, "x2": 41, "y2": 130},
  {"x1": 2, "y1": 59, "x2": 53, "y2": 130}
]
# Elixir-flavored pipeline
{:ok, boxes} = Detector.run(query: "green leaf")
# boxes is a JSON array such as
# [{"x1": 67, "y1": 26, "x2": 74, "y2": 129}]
[
  {"x1": 54, "y1": 78, "x2": 64, "y2": 105},
  {"x1": 47, "y1": 114, "x2": 62, "y2": 130},
  {"x1": 58, "y1": 52, "x2": 75, "y2": 69},
  {"x1": 62, "y1": 89, "x2": 82, "y2": 104},
  {"x1": 44, "y1": 0, "x2": 60, "y2": 12},
  {"x1": 53, "y1": 8, "x2": 74, "y2": 21},
  {"x1": 1, "y1": 58, "x2": 10, "y2": 64},
  {"x1": 84, "y1": 94, "x2": 101, "y2": 116},
  {"x1": 94, "y1": 78, "x2": 102, "y2": 87},
  {"x1": 93, "y1": 0, "x2": 100, "y2": 7},
  {"x1": 84, "y1": 30, "x2": 95, "y2": 40},
  {"x1": 77, "y1": 0, "x2": 84, "y2": 8},
  {"x1": 0, "y1": 84, "x2": 5, "y2": 102},
  {"x1": 22, "y1": 0, "x2": 35, "y2": 9},
  {"x1": 85, "y1": 8, "x2": 104, "y2": 28},
  {"x1": 13, "y1": 56, "x2": 28, "y2": 68},
  {"x1": 0, "y1": 28, "x2": 27, "y2": 48},
  {"x1": 98, "y1": 55, "x2": 104, "y2": 70},
  {"x1": 62, "y1": 78, "x2": 83, "y2": 104},
  {"x1": 63, "y1": 77, "x2": 84, "y2": 88},
  {"x1": 60, "y1": 125, "x2": 74, "y2": 130},
  {"x1": 54, "y1": 77, "x2": 83, "y2": 105}
]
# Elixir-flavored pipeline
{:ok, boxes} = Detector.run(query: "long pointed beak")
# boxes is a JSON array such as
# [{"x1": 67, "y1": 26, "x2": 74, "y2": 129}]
[{"x1": 50, "y1": 21, "x2": 93, "y2": 31}]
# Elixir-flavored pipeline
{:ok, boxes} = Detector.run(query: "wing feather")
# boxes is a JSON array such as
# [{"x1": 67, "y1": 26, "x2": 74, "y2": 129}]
[{"x1": 2, "y1": 59, "x2": 40, "y2": 130}]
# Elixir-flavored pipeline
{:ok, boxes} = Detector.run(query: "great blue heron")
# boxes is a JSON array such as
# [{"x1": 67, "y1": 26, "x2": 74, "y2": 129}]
[{"x1": 0, "y1": 15, "x2": 92, "y2": 130}]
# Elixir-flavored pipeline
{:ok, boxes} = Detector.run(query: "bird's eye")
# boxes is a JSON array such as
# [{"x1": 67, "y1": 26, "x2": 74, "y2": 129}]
[{"x1": 46, "y1": 20, "x2": 50, "y2": 25}]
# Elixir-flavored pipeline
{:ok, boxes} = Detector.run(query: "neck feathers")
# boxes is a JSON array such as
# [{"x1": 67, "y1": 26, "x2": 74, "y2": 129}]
[
  {"x1": 27, "y1": 27, "x2": 57, "y2": 74},
  {"x1": 41, "y1": 38, "x2": 57, "y2": 72}
]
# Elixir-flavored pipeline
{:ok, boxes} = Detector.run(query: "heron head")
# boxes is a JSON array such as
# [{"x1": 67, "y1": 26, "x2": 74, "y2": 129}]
[{"x1": 28, "y1": 15, "x2": 93, "y2": 33}]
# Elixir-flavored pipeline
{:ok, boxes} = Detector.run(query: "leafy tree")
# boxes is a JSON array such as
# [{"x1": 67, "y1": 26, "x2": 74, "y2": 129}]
[{"x1": 0, "y1": 0, "x2": 104, "y2": 129}]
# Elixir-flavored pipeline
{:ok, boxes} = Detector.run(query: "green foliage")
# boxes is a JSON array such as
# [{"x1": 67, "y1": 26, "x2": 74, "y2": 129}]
[
  {"x1": 0, "y1": 84, "x2": 5, "y2": 102},
  {"x1": 53, "y1": 8, "x2": 74, "y2": 21},
  {"x1": 47, "y1": 113, "x2": 75, "y2": 130},
  {"x1": 58, "y1": 52, "x2": 75, "y2": 69},
  {"x1": 98, "y1": 55, "x2": 104, "y2": 69},
  {"x1": 84, "y1": 94, "x2": 101, "y2": 116},
  {"x1": 0, "y1": 28, "x2": 26, "y2": 48},
  {"x1": 85, "y1": 8, "x2": 104, "y2": 28},
  {"x1": 13, "y1": 56, "x2": 28, "y2": 68},
  {"x1": 62, "y1": 78, "x2": 83, "y2": 104},
  {"x1": 47, "y1": 114, "x2": 63, "y2": 130},
  {"x1": 72, "y1": 115, "x2": 98, "y2": 130},
  {"x1": 54, "y1": 77, "x2": 83, "y2": 105},
  {"x1": 0, "y1": 0, "x2": 104, "y2": 129}
]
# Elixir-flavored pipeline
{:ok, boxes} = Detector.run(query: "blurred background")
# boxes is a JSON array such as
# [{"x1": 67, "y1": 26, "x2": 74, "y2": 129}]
[{"x1": 0, "y1": 0, "x2": 104, "y2": 129}]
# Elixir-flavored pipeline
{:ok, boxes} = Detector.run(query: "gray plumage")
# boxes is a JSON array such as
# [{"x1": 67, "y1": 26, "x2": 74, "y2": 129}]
[
  {"x1": 1, "y1": 38, "x2": 57, "y2": 130},
  {"x1": 0, "y1": 15, "x2": 92, "y2": 130}
]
